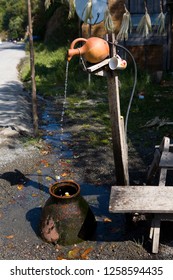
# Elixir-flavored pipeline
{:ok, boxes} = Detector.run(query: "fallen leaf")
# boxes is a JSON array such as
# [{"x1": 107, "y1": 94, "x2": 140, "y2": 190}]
[
  {"x1": 68, "y1": 247, "x2": 81, "y2": 259},
  {"x1": 81, "y1": 247, "x2": 93, "y2": 260},
  {"x1": 59, "y1": 161, "x2": 70, "y2": 167},
  {"x1": 103, "y1": 217, "x2": 112, "y2": 223},
  {"x1": 32, "y1": 193, "x2": 39, "y2": 197},
  {"x1": 73, "y1": 154, "x2": 79, "y2": 159},
  {"x1": 40, "y1": 159, "x2": 50, "y2": 167},
  {"x1": 8, "y1": 199, "x2": 16, "y2": 204},
  {"x1": 61, "y1": 172, "x2": 68, "y2": 177},
  {"x1": 41, "y1": 150, "x2": 49, "y2": 155},
  {"x1": 46, "y1": 176, "x2": 52, "y2": 181},
  {"x1": 48, "y1": 131, "x2": 54, "y2": 136},
  {"x1": 37, "y1": 170, "x2": 42, "y2": 174},
  {"x1": 40, "y1": 159, "x2": 47, "y2": 164},
  {"x1": 5, "y1": 235, "x2": 14, "y2": 239},
  {"x1": 17, "y1": 184, "x2": 24, "y2": 191}
]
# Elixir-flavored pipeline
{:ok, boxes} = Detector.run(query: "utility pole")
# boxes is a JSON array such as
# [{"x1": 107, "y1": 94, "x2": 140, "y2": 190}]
[{"x1": 27, "y1": 0, "x2": 38, "y2": 136}]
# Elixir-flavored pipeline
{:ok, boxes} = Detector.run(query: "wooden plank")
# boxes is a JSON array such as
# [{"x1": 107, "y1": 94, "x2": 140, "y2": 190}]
[
  {"x1": 129, "y1": 0, "x2": 161, "y2": 14},
  {"x1": 147, "y1": 148, "x2": 161, "y2": 184},
  {"x1": 161, "y1": 136, "x2": 170, "y2": 152},
  {"x1": 159, "y1": 152, "x2": 173, "y2": 168},
  {"x1": 166, "y1": 8, "x2": 172, "y2": 70},
  {"x1": 152, "y1": 216, "x2": 161, "y2": 254},
  {"x1": 109, "y1": 185, "x2": 173, "y2": 213},
  {"x1": 150, "y1": 213, "x2": 173, "y2": 253},
  {"x1": 155, "y1": 144, "x2": 173, "y2": 149},
  {"x1": 137, "y1": 0, "x2": 144, "y2": 13},
  {"x1": 129, "y1": 0, "x2": 139, "y2": 13},
  {"x1": 87, "y1": 59, "x2": 110, "y2": 73},
  {"x1": 158, "y1": 168, "x2": 167, "y2": 186},
  {"x1": 147, "y1": 2, "x2": 154, "y2": 13},
  {"x1": 153, "y1": 1, "x2": 160, "y2": 13},
  {"x1": 147, "y1": 137, "x2": 171, "y2": 184},
  {"x1": 122, "y1": 34, "x2": 167, "y2": 46},
  {"x1": 158, "y1": 137, "x2": 171, "y2": 185}
]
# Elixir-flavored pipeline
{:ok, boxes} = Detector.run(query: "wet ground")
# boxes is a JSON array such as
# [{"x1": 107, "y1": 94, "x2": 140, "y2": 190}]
[
  {"x1": 1, "y1": 96, "x2": 173, "y2": 260},
  {"x1": 0, "y1": 97, "x2": 149, "y2": 259}
]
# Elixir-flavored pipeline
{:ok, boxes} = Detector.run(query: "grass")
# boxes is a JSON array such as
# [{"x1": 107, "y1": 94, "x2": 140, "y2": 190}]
[
  {"x1": 21, "y1": 135, "x2": 43, "y2": 148},
  {"x1": 21, "y1": 44, "x2": 69, "y2": 95},
  {"x1": 20, "y1": 42, "x2": 173, "y2": 149}
]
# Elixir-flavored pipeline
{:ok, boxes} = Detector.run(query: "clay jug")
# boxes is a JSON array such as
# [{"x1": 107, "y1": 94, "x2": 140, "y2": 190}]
[
  {"x1": 67, "y1": 37, "x2": 110, "y2": 64},
  {"x1": 40, "y1": 180, "x2": 96, "y2": 245}
]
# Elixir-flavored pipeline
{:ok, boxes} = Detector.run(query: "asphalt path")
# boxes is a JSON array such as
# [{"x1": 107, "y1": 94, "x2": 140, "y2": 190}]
[{"x1": 0, "y1": 42, "x2": 32, "y2": 133}]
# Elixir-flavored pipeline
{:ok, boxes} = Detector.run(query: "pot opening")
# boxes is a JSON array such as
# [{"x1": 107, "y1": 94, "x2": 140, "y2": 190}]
[{"x1": 49, "y1": 181, "x2": 80, "y2": 198}]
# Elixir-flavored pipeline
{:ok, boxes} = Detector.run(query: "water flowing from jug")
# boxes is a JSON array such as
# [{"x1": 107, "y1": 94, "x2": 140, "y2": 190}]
[{"x1": 60, "y1": 60, "x2": 69, "y2": 138}]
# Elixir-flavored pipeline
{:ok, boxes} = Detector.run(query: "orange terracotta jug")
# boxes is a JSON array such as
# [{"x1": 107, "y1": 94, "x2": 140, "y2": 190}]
[{"x1": 67, "y1": 37, "x2": 110, "y2": 64}]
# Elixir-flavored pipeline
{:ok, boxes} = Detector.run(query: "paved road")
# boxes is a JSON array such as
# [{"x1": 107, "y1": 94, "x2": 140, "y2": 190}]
[{"x1": 0, "y1": 42, "x2": 32, "y2": 133}]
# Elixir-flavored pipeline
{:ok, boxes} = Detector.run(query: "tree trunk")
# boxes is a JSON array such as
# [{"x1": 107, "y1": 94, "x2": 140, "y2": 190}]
[{"x1": 27, "y1": 0, "x2": 38, "y2": 137}]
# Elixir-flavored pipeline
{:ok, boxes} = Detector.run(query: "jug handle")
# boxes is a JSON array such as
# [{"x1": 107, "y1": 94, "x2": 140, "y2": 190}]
[{"x1": 70, "y1": 38, "x2": 87, "y2": 49}]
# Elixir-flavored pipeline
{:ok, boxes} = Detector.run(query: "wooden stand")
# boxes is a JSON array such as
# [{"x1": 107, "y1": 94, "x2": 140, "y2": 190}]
[
  {"x1": 107, "y1": 34, "x2": 129, "y2": 186},
  {"x1": 86, "y1": 35, "x2": 129, "y2": 186},
  {"x1": 109, "y1": 136, "x2": 173, "y2": 253}
]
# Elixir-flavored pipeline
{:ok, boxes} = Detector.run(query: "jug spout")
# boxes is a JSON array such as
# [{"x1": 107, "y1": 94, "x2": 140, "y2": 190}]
[{"x1": 67, "y1": 48, "x2": 80, "y2": 62}]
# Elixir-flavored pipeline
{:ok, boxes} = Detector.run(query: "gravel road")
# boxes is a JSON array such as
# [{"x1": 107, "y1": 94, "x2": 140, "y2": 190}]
[
  {"x1": 0, "y1": 42, "x2": 36, "y2": 168},
  {"x1": 0, "y1": 42, "x2": 32, "y2": 133}
]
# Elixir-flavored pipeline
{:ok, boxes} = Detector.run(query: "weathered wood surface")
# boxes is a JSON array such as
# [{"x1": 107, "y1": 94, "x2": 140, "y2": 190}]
[
  {"x1": 159, "y1": 152, "x2": 173, "y2": 168},
  {"x1": 107, "y1": 72, "x2": 129, "y2": 186},
  {"x1": 147, "y1": 148, "x2": 161, "y2": 184},
  {"x1": 150, "y1": 213, "x2": 173, "y2": 254},
  {"x1": 87, "y1": 59, "x2": 110, "y2": 73},
  {"x1": 147, "y1": 136, "x2": 171, "y2": 185},
  {"x1": 109, "y1": 185, "x2": 173, "y2": 213}
]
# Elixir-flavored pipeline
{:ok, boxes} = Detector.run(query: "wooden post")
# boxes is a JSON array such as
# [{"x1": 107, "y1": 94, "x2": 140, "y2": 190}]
[
  {"x1": 107, "y1": 34, "x2": 129, "y2": 186},
  {"x1": 27, "y1": 0, "x2": 38, "y2": 136}
]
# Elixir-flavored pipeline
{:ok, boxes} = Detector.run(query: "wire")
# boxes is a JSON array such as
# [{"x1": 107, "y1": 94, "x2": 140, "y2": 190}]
[{"x1": 110, "y1": 41, "x2": 138, "y2": 138}]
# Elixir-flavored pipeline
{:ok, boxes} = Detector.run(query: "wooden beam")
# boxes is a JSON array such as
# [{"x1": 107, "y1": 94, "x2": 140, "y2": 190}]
[
  {"x1": 87, "y1": 59, "x2": 110, "y2": 72},
  {"x1": 159, "y1": 151, "x2": 173, "y2": 168},
  {"x1": 106, "y1": 34, "x2": 129, "y2": 186}
]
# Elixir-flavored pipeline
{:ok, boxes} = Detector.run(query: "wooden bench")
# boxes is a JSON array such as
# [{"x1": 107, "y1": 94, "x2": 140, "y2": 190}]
[
  {"x1": 109, "y1": 136, "x2": 173, "y2": 254},
  {"x1": 109, "y1": 185, "x2": 173, "y2": 254}
]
